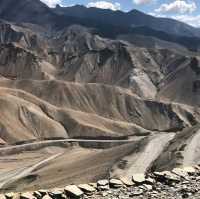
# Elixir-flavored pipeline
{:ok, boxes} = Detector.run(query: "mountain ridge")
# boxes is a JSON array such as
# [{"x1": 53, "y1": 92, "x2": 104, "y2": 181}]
[
  {"x1": 53, "y1": 4, "x2": 200, "y2": 38},
  {"x1": 0, "y1": 0, "x2": 200, "y2": 192}
]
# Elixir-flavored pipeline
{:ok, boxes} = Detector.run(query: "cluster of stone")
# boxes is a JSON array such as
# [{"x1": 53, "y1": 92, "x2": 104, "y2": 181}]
[{"x1": 1, "y1": 166, "x2": 200, "y2": 199}]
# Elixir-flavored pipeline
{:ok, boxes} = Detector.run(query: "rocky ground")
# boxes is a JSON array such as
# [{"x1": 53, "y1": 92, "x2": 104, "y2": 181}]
[{"x1": 1, "y1": 166, "x2": 200, "y2": 199}]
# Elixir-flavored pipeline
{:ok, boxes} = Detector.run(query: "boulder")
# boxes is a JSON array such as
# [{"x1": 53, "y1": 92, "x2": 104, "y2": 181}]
[
  {"x1": 194, "y1": 165, "x2": 200, "y2": 174},
  {"x1": 145, "y1": 177, "x2": 155, "y2": 185},
  {"x1": 89, "y1": 183, "x2": 97, "y2": 189},
  {"x1": 5, "y1": 193, "x2": 15, "y2": 199},
  {"x1": 195, "y1": 165, "x2": 200, "y2": 170},
  {"x1": 172, "y1": 168, "x2": 189, "y2": 179},
  {"x1": 97, "y1": 179, "x2": 109, "y2": 186},
  {"x1": 33, "y1": 191, "x2": 43, "y2": 199},
  {"x1": 41, "y1": 195, "x2": 52, "y2": 199},
  {"x1": 38, "y1": 190, "x2": 47, "y2": 197},
  {"x1": 154, "y1": 171, "x2": 180, "y2": 183},
  {"x1": 97, "y1": 179, "x2": 109, "y2": 190},
  {"x1": 64, "y1": 185, "x2": 84, "y2": 198},
  {"x1": 183, "y1": 167, "x2": 196, "y2": 174},
  {"x1": 120, "y1": 177, "x2": 135, "y2": 186},
  {"x1": 143, "y1": 184, "x2": 153, "y2": 191},
  {"x1": 20, "y1": 193, "x2": 36, "y2": 199},
  {"x1": 109, "y1": 179, "x2": 123, "y2": 188},
  {"x1": 132, "y1": 174, "x2": 146, "y2": 184},
  {"x1": 12, "y1": 194, "x2": 20, "y2": 199},
  {"x1": 0, "y1": 195, "x2": 6, "y2": 199},
  {"x1": 78, "y1": 184, "x2": 96, "y2": 194},
  {"x1": 49, "y1": 189, "x2": 63, "y2": 198},
  {"x1": 129, "y1": 189, "x2": 144, "y2": 196}
]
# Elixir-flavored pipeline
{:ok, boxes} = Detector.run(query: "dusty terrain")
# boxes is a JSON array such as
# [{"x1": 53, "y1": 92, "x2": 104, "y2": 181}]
[{"x1": 0, "y1": 0, "x2": 199, "y2": 194}]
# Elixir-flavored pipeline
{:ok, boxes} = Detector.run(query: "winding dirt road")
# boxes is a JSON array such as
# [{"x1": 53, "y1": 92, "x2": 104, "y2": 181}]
[{"x1": 0, "y1": 138, "x2": 140, "y2": 154}]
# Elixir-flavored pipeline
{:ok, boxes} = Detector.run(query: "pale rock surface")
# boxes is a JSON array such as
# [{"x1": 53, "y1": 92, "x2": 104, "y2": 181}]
[{"x1": 64, "y1": 185, "x2": 84, "y2": 198}]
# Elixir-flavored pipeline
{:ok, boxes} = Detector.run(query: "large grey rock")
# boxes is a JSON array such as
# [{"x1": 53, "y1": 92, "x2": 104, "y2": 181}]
[
  {"x1": 33, "y1": 191, "x2": 43, "y2": 199},
  {"x1": 89, "y1": 183, "x2": 97, "y2": 189},
  {"x1": 129, "y1": 189, "x2": 144, "y2": 196},
  {"x1": 145, "y1": 177, "x2": 155, "y2": 185},
  {"x1": 64, "y1": 185, "x2": 84, "y2": 198},
  {"x1": 78, "y1": 184, "x2": 96, "y2": 194},
  {"x1": 5, "y1": 193, "x2": 15, "y2": 199},
  {"x1": 154, "y1": 171, "x2": 180, "y2": 182},
  {"x1": 12, "y1": 194, "x2": 20, "y2": 199},
  {"x1": 0, "y1": 195, "x2": 6, "y2": 199},
  {"x1": 20, "y1": 192, "x2": 36, "y2": 199},
  {"x1": 120, "y1": 177, "x2": 135, "y2": 186},
  {"x1": 183, "y1": 167, "x2": 196, "y2": 174},
  {"x1": 38, "y1": 190, "x2": 48, "y2": 197},
  {"x1": 172, "y1": 168, "x2": 189, "y2": 179},
  {"x1": 109, "y1": 179, "x2": 123, "y2": 188},
  {"x1": 97, "y1": 179, "x2": 110, "y2": 190},
  {"x1": 143, "y1": 184, "x2": 153, "y2": 191},
  {"x1": 41, "y1": 195, "x2": 52, "y2": 199},
  {"x1": 49, "y1": 189, "x2": 63, "y2": 198},
  {"x1": 132, "y1": 174, "x2": 146, "y2": 184},
  {"x1": 97, "y1": 180, "x2": 109, "y2": 186}
]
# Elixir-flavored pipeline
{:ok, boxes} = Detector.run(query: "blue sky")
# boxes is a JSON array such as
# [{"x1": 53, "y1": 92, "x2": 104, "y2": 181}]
[{"x1": 41, "y1": 0, "x2": 200, "y2": 27}]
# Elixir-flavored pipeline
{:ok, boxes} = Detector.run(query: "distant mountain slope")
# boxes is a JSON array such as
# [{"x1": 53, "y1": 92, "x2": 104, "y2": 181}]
[
  {"x1": 1, "y1": 23, "x2": 199, "y2": 102},
  {"x1": 53, "y1": 4, "x2": 200, "y2": 38},
  {"x1": 126, "y1": 26, "x2": 200, "y2": 52},
  {"x1": 0, "y1": 0, "x2": 200, "y2": 39},
  {"x1": 157, "y1": 57, "x2": 200, "y2": 107},
  {"x1": 0, "y1": 0, "x2": 85, "y2": 30}
]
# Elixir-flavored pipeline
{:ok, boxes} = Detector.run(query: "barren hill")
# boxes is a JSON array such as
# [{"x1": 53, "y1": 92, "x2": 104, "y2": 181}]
[{"x1": 0, "y1": 0, "x2": 200, "y2": 192}]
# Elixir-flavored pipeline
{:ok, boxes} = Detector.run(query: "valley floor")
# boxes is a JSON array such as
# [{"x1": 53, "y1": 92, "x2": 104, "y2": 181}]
[{"x1": 0, "y1": 129, "x2": 199, "y2": 193}]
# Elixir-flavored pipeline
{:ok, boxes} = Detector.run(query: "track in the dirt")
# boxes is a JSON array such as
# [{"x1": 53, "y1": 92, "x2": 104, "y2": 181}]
[{"x1": 0, "y1": 138, "x2": 138, "y2": 152}]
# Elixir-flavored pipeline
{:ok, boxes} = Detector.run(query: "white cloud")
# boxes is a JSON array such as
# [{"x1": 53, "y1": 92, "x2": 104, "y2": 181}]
[
  {"x1": 149, "y1": 12, "x2": 200, "y2": 27},
  {"x1": 148, "y1": 12, "x2": 167, "y2": 18},
  {"x1": 172, "y1": 15, "x2": 200, "y2": 27},
  {"x1": 40, "y1": 0, "x2": 62, "y2": 8},
  {"x1": 87, "y1": 1, "x2": 121, "y2": 11},
  {"x1": 133, "y1": 0, "x2": 153, "y2": 5},
  {"x1": 155, "y1": 0, "x2": 197, "y2": 14}
]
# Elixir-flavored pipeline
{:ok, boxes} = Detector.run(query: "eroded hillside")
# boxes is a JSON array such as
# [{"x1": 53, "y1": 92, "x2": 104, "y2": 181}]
[{"x1": 0, "y1": 11, "x2": 199, "y2": 192}]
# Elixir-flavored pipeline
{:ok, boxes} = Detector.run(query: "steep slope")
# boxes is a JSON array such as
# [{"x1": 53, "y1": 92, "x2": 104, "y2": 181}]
[
  {"x1": 53, "y1": 26, "x2": 198, "y2": 100},
  {"x1": 0, "y1": 24, "x2": 199, "y2": 103},
  {"x1": 0, "y1": 43, "x2": 56, "y2": 80},
  {"x1": 0, "y1": 88, "x2": 68, "y2": 144},
  {"x1": 0, "y1": 21, "x2": 44, "y2": 49},
  {"x1": 151, "y1": 124, "x2": 200, "y2": 171},
  {"x1": 0, "y1": 80, "x2": 199, "y2": 143},
  {"x1": 157, "y1": 57, "x2": 200, "y2": 107}
]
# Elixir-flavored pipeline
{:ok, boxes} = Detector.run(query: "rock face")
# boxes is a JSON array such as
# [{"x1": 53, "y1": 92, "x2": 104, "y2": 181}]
[{"x1": 0, "y1": 0, "x2": 200, "y2": 194}]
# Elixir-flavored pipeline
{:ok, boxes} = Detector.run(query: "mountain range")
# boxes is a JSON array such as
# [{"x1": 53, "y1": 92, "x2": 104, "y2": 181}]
[{"x1": 0, "y1": 0, "x2": 200, "y2": 192}]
